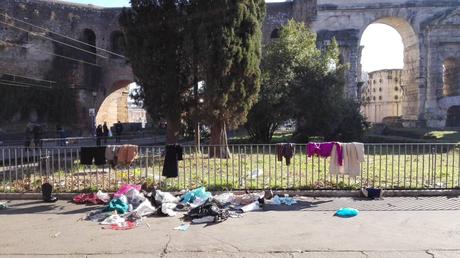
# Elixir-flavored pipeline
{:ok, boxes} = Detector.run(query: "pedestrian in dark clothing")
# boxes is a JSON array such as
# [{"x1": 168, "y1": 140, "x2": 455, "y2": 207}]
[
  {"x1": 102, "y1": 122, "x2": 109, "y2": 144},
  {"x1": 32, "y1": 125, "x2": 42, "y2": 148},
  {"x1": 24, "y1": 125, "x2": 32, "y2": 148},
  {"x1": 115, "y1": 121, "x2": 123, "y2": 143},
  {"x1": 56, "y1": 124, "x2": 65, "y2": 146},
  {"x1": 96, "y1": 125, "x2": 103, "y2": 146}
]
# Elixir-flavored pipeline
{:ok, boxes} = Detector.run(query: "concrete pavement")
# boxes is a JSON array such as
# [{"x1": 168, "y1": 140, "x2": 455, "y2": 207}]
[{"x1": 1, "y1": 197, "x2": 460, "y2": 257}]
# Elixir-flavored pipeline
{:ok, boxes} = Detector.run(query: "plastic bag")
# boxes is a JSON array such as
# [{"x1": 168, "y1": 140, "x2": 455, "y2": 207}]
[
  {"x1": 114, "y1": 184, "x2": 141, "y2": 199},
  {"x1": 213, "y1": 193, "x2": 235, "y2": 205},
  {"x1": 125, "y1": 189, "x2": 146, "y2": 209},
  {"x1": 161, "y1": 203, "x2": 177, "y2": 217},
  {"x1": 133, "y1": 199, "x2": 156, "y2": 217},
  {"x1": 100, "y1": 214, "x2": 125, "y2": 225},
  {"x1": 240, "y1": 201, "x2": 262, "y2": 213},
  {"x1": 181, "y1": 187, "x2": 212, "y2": 204},
  {"x1": 155, "y1": 190, "x2": 179, "y2": 204},
  {"x1": 335, "y1": 208, "x2": 359, "y2": 218},
  {"x1": 96, "y1": 190, "x2": 111, "y2": 203}
]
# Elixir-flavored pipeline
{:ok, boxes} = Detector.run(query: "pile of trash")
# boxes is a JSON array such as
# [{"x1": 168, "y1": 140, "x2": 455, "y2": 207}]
[{"x1": 75, "y1": 185, "x2": 299, "y2": 230}]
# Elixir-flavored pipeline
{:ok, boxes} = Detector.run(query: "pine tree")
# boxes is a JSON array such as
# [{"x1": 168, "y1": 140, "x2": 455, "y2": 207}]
[
  {"x1": 192, "y1": 0, "x2": 266, "y2": 158},
  {"x1": 120, "y1": 0, "x2": 193, "y2": 144}
]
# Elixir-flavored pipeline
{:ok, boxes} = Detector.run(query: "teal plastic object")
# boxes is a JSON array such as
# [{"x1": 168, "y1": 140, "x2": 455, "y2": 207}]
[
  {"x1": 181, "y1": 187, "x2": 212, "y2": 204},
  {"x1": 103, "y1": 198, "x2": 129, "y2": 214},
  {"x1": 335, "y1": 208, "x2": 359, "y2": 218}
]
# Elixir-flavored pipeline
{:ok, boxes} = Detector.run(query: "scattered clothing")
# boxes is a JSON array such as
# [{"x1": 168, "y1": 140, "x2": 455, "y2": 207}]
[
  {"x1": 114, "y1": 184, "x2": 141, "y2": 199},
  {"x1": 162, "y1": 144, "x2": 183, "y2": 178},
  {"x1": 276, "y1": 143, "x2": 295, "y2": 166},
  {"x1": 103, "y1": 197, "x2": 129, "y2": 214},
  {"x1": 110, "y1": 221, "x2": 137, "y2": 230},
  {"x1": 73, "y1": 192, "x2": 108, "y2": 205},
  {"x1": 331, "y1": 142, "x2": 365, "y2": 177},
  {"x1": 269, "y1": 195, "x2": 297, "y2": 206}
]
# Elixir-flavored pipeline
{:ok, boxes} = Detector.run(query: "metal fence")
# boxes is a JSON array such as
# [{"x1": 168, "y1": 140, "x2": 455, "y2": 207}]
[{"x1": 1, "y1": 143, "x2": 459, "y2": 193}]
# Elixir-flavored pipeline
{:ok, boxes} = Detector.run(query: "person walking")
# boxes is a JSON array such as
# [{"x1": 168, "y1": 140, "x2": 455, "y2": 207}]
[
  {"x1": 115, "y1": 121, "x2": 123, "y2": 143},
  {"x1": 96, "y1": 124, "x2": 103, "y2": 146},
  {"x1": 32, "y1": 125, "x2": 42, "y2": 148},
  {"x1": 102, "y1": 122, "x2": 109, "y2": 144}
]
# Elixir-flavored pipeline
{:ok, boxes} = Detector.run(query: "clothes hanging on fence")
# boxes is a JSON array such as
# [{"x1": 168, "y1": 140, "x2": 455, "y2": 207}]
[
  {"x1": 307, "y1": 142, "x2": 343, "y2": 166},
  {"x1": 117, "y1": 145, "x2": 139, "y2": 166},
  {"x1": 342, "y1": 142, "x2": 365, "y2": 177},
  {"x1": 162, "y1": 144, "x2": 183, "y2": 178},
  {"x1": 276, "y1": 143, "x2": 295, "y2": 166},
  {"x1": 105, "y1": 145, "x2": 120, "y2": 162},
  {"x1": 329, "y1": 142, "x2": 364, "y2": 177},
  {"x1": 80, "y1": 147, "x2": 106, "y2": 165}
]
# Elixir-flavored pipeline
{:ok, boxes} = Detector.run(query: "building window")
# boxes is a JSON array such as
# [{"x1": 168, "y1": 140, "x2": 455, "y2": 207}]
[
  {"x1": 443, "y1": 58, "x2": 458, "y2": 96},
  {"x1": 394, "y1": 87, "x2": 398, "y2": 91},
  {"x1": 379, "y1": 96, "x2": 382, "y2": 100},
  {"x1": 379, "y1": 88, "x2": 382, "y2": 92},
  {"x1": 395, "y1": 95, "x2": 399, "y2": 100},
  {"x1": 373, "y1": 96, "x2": 376, "y2": 101},
  {"x1": 373, "y1": 88, "x2": 376, "y2": 92},
  {"x1": 379, "y1": 79, "x2": 383, "y2": 83},
  {"x1": 373, "y1": 80, "x2": 376, "y2": 84},
  {"x1": 110, "y1": 31, "x2": 126, "y2": 57},
  {"x1": 388, "y1": 75, "x2": 393, "y2": 79},
  {"x1": 395, "y1": 78, "x2": 398, "y2": 82}
]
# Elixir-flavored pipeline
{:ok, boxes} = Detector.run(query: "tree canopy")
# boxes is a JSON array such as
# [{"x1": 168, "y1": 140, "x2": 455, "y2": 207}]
[{"x1": 120, "y1": 0, "x2": 193, "y2": 143}]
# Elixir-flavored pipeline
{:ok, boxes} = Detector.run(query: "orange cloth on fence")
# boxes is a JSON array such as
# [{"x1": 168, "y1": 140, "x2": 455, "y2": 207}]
[{"x1": 117, "y1": 144, "x2": 139, "y2": 165}]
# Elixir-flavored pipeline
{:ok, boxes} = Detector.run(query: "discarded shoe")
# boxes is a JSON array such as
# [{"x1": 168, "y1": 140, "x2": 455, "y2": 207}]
[{"x1": 42, "y1": 183, "x2": 58, "y2": 203}]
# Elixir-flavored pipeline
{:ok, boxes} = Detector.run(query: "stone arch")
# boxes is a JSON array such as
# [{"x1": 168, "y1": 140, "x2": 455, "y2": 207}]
[
  {"x1": 95, "y1": 80, "x2": 131, "y2": 128},
  {"x1": 359, "y1": 17, "x2": 420, "y2": 126},
  {"x1": 110, "y1": 31, "x2": 125, "y2": 57},
  {"x1": 446, "y1": 106, "x2": 460, "y2": 127},
  {"x1": 443, "y1": 58, "x2": 459, "y2": 96}
]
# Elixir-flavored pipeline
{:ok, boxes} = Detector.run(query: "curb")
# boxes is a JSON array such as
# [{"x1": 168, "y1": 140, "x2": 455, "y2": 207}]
[{"x1": 2, "y1": 189, "x2": 460, "y2": 200}]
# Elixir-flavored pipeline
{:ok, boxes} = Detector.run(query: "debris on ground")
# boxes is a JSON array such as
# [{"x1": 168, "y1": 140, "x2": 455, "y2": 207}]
[
  {"x1": 0, "y1": 202, "x2": 7, "y2": 209},
  {"x1": 79, "y1": 184, "x2": 299, "y2": 230},
  {"x1": 174, "y1": 223, "x2": 190, "y2": 231},
  {"x1": 335, "y1": 208, "x2": 359, "y2": 218}
]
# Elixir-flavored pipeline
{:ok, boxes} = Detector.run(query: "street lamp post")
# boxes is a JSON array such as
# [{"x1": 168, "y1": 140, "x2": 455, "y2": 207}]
[{"x1": 91, "y1": 91, "x2": 97, "y2": 136}]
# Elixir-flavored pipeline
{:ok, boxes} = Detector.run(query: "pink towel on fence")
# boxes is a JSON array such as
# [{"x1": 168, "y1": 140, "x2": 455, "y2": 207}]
[{"x1": 306, "y1": 142, "x2": 343, "y2": 166}]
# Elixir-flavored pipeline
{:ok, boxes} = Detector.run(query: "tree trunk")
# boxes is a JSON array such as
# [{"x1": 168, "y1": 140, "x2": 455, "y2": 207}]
[
  {"x1": 166, "y1": 116, "x2": 180, "y2": 144},
  {"x1": 209, "y1": 120, "x2": 231, "y2": 159}
]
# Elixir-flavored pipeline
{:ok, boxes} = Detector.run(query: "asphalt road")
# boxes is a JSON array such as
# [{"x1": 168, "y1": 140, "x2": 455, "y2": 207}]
[{"x1": 1, "y1": 196, "x2": 460, "y2": 257}]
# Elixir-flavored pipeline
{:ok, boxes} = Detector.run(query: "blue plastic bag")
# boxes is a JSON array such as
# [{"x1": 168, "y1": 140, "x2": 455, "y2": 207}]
[
  {"x1": 335, "y1": 208, "x2": 359, "y2": 218},
  {"x1": 181, "y1": 187, "x2": 212, "y2": 204}
]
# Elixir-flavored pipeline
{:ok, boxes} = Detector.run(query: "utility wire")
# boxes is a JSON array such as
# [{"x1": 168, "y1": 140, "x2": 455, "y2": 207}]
[
  {"x1": 0, "y1": 39, "x2": 101, "y2": 67},
  {"x1": 1, "y1": 72, "x2": 56, "y2": 84},
  {"x1": 0, "y1": 79, "x2": 52, "y2": 89},
  {"x1": 0, "y1": 13, "x2": 126, "y2": 59},
  {"x1": 0, "y1": 20, "x2": 110, "y2": 59}
]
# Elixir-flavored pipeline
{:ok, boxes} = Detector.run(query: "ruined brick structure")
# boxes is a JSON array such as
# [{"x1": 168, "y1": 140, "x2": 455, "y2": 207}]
[{"x1": 0, "y1": 0, "x2": 459, "y2": 131}]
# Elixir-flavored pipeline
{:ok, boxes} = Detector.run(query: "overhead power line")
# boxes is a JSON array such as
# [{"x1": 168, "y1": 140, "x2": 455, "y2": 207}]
[
  {"x1": 0, "y1": 20, "x2": 110, "y2": 59},
  {"x1": 0, "y1": 79, "x2": 52, "y2": 89},
  {"x1": 0, "y1": 13, "x2": 126, "y2": 59},
  {"x1": 0, "y1": 39, "x2": 101, "y2": 67},
  {"x1": 1, "y1": 73, "x2": 56, "y2": 84}
]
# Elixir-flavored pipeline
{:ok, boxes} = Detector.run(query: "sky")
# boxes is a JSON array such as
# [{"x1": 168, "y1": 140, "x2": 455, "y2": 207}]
[{"x1": 62, "y1": 0, "x2": 404, "y2": 73}]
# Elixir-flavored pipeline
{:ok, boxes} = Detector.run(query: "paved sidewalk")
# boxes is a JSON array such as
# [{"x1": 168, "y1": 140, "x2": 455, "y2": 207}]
[{"x1": 1, "y1": 197, "x2": 460, "y2": 257}]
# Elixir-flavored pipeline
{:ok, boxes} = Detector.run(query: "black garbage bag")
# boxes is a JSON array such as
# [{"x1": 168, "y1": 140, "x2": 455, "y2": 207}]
[{"x1": 187, "y1": 199, "x2": 229, "y2": 222}]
